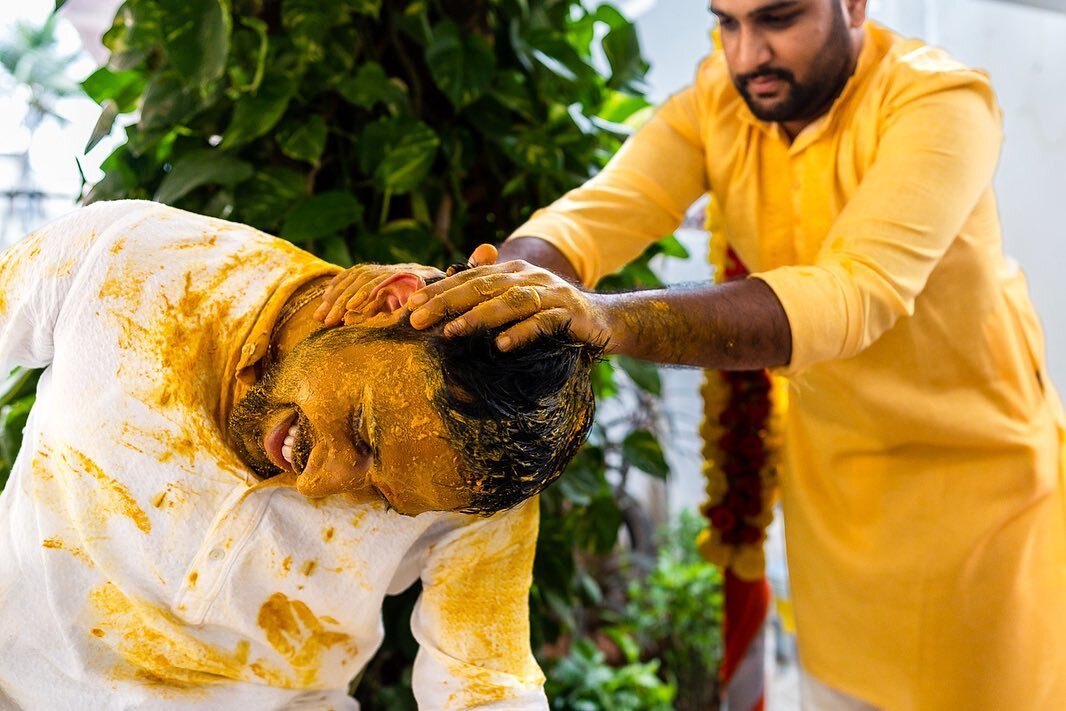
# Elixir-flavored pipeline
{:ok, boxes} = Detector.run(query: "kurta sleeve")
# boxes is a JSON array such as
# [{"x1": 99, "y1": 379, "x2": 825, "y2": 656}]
[
  {"x1": 0, "y1": 200, "x2": 156, "y2": 373},
  {"x1": 753, "y1": 78, "x2": 1002, "y2": 371},
  {"x1": 410, "y1": 498, "x2": 547, "y2": 710},
  {"x1": 508, "y1": 85, "x2": 709, "y2": 287}
]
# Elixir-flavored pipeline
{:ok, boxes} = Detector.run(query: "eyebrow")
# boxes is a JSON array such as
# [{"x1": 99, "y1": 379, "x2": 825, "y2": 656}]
[{"x1": 710, "y1": 0, "x2": 802, "y2": 20}]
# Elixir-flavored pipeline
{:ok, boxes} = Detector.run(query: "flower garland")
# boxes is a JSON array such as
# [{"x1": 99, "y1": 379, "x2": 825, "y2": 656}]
[{"x1": 696, "y1": 208, "x2": 786, "y2": 582}]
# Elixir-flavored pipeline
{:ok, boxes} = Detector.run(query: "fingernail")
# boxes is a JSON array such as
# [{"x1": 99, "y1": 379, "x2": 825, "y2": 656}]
[
  {"x1": 407, "y1": 293, "x2": 427, "y2": 308},
  {"x1": 410, "y1": 310, "x2": 426, "y2": 328},
  {"x1": 497, "y1": 335, "x2": 512, "y2": 351},
  {"x1": 444, "y1": 319, "x2": 466, "y2": 336}
]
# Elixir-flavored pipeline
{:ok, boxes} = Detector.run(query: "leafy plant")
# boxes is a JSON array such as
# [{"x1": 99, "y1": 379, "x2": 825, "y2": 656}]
[
  {"x1": 40, "y1": 0, "x2": 697, "y2": 704},
  {"x1": 0, "y1": 368, "x2": 41, "y2": 490},
  {"x1": 544, "y1": 636, "x2": 676, "y2": 711},
  {"x1": 618, "y1": 509, "x2": 724, "y2": 711}
]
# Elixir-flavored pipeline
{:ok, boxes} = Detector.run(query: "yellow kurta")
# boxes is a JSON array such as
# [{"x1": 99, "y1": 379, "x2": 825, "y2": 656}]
[{"x1": 510, "y1": 22, "x2": 1066, "y2": 711}]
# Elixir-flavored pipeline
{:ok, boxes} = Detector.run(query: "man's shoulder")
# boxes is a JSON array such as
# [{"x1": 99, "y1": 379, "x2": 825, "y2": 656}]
[{"x1": 866, "y1": 23, "x2": 996, "y2": 111}]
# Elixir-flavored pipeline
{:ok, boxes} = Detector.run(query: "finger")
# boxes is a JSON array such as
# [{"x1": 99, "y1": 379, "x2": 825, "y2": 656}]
[
  {"x1": 316, "y1": 269, "x2": 366, "y2": 320},
  {"x1": 407, "y1": 261, "x2": 528, "y2": 309},
  {"x1": 321, "y1": 274, "x2": 391, "y2": 326},
  {"x1": 443, "y1": 285, "x2": 545, "y2": 336},
  {"x1": 495, "y1": 309, "x2": 573, "y2": 351},
  {"x1": 467, "y1": 243, "x2": 498, "y2": 267},
  {"x1": 409, "y1": 273, "x2": 530, "y2": 330}
]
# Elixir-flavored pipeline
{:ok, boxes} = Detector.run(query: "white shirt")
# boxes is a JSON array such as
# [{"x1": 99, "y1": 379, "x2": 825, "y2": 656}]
[{"x1": 0, "y1": 201, "x2": 547, "y2": 710}]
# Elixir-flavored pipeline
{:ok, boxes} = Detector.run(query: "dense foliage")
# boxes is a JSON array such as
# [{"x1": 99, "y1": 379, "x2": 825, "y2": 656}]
[{"x1": 0, "y1": 0, "x2": 714, "y2": 703}]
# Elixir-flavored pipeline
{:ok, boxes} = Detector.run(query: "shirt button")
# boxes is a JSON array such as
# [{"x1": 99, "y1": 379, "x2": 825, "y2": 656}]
[{"x1": 208, "y1": 548, "x2": 225, "y2": 561}]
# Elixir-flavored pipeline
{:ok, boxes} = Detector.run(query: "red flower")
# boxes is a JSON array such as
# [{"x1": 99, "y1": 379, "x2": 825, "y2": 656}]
[{"x1": 708, "y1": 505, "x2": 737, "y2": 532}]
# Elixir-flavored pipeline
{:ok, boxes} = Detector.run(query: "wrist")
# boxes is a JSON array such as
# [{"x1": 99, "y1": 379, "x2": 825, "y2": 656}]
[{"x1": 589, "y1": 292, "x2": 627, "y2": 355}]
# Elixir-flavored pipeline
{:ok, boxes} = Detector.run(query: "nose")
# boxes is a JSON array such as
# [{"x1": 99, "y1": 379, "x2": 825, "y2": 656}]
[
  {"x1": 367, "y1": 273, "x2": 426, "y2": 313},
  {"x1": 733, "y1": 26, "x2": 772, "y2": 75},
  {"x1": 295, "y1": 436, "x2": 375, "y2": 499}
]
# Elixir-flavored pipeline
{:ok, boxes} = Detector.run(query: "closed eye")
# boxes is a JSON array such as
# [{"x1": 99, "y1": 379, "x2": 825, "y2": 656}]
[{"x1": 350, "y1": 405, "x2": 390, "y2": 510}]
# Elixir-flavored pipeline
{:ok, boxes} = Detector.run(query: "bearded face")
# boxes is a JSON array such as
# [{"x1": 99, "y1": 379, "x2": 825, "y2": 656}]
[{"x1": 714, "y1": 0, "x2": 863, "y2": 128}]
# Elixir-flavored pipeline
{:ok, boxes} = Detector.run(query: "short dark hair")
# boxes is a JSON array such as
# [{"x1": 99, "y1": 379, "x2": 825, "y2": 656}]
[
  {"x1": 362, "y1": 315, "x2": 600, "y2": 514},
  {"x1": 427, "y1": 326, "x2": 601, "y2": 515}
]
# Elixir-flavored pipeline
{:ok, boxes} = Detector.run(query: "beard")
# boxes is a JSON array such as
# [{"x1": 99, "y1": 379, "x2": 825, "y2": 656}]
[
  {"x1": 228, "y1": 365, "x2": 314, "y2": 479},
  {"x1": 733, "y1": 4, "x2": 855, "y2": 124}
]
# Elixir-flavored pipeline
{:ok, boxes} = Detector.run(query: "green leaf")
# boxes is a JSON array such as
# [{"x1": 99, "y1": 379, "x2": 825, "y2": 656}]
[
  {"x1": 222, "y1": 74, "x2": 297, "y2": 148},
  {"x1": 233, "y1": 166, "x2": 307, "y2": 230},
  {"x1": 281, "y1": 0, "x2": 342, "y2": 65},
  {"x1": 592, "y1": 359, "x2": 618, "y2": 399},
  {"x1": 0, "y1": 368, "x2": 40, "y2": 409},
  {"x1": 336, "y1": 62, "x2": 407, "y2": 111},
  {"x1": 0, "y1": 395, "x2": 35, "y2": 490},
  {"x1": 425, "y1": 21, "x2": 496, "y2": 109},
  {"x1": 85, "y1": 100, "x2": 119, "y2": 153},
  {"x1": 351, "y1": 0, "x2": 381, "y2": 16},
  {"x1": 282, "y1": 191, "x2": 364, "y2": 243},
  {"x1": 317, "y1": 235, "x2": 354, "y2": 268},
  {"x1": 595, "y1": 6, "x2": 648, "y2": 91},
  {"x1": 157, "y1": 0, "x2": 231, "y2": 88},
  {"x1": 657, "y1": 233, "x2": 690, "y2": 259},
  {"x1": 596, "y1": 89, "x2": 651, "y2": 124},
  {"x1": 81, "y1": 67, "x2": 147, "y2": 112},
  {"x1": 615, "y1": 355, "x2": 662, "y2": 396},
  {"x1": 154, "y1": 149, "x2": 253, "y2": 204},
  {"x1": 622, "y1": 430, "x2": 670, "y2": 479},
  {"x1": 276, "y1": 116, "x2": 328, "y2": 164},
  {"x1": 138, "y1": 72, "x2": 203, "y2": 130},
  {"x1": 358, "y1": 118, "x2": 440, "y2": 194},
  {"x1": 103, "y1": 0, "x2": 164, "y2": 71}
]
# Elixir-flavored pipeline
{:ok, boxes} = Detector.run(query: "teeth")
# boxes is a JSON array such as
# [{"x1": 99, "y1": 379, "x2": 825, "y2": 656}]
[{"x1": 281, "y1": 423, "x2": 299, "y2": 467}]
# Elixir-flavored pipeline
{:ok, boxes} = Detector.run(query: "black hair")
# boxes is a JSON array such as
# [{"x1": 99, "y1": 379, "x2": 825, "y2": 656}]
[{"x1": 428, "y1": 326, "x2": 602, "y2": 515}]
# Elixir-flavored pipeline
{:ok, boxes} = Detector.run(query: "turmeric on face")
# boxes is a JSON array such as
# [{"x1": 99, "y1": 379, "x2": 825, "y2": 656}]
[{"x1": 229, "y1": 326, "x2": 469, "y2": 515}]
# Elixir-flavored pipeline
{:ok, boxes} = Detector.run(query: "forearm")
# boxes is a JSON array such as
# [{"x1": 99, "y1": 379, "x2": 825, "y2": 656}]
[{"x1": 596, "y1": 277, "x2": 792, "y2": 370}]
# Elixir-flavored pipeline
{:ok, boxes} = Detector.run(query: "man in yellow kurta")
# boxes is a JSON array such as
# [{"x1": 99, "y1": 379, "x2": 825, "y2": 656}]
[{"x1": 383, "y1": 0, "x2": 1066, "y2": 708}]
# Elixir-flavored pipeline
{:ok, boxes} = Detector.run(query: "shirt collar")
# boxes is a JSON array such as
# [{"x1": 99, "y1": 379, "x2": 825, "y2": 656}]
[{"x1": 217, "y1": 266, "x2": 340, "y2": 448}]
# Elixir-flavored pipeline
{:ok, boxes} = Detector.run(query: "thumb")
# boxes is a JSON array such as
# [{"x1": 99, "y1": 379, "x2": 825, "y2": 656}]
[{"x1": 467, "y1": 243, "x2": 498, "y2": 267}]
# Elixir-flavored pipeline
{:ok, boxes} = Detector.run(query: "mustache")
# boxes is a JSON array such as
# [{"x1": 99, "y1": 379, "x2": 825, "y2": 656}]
[{"x1": 736, "y1": 67, "x2": 795, "y2": 88}]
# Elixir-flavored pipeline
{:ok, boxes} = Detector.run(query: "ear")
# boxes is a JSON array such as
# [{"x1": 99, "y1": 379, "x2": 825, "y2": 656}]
[
  {"x1": 844, "y1": 0, "x2": 868, "y2": 28},
  {"x1": 368, "y1": 272, "x2": 427, "y2": 313}
]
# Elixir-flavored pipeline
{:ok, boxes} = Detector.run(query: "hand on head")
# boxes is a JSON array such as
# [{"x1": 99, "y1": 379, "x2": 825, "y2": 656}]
[{"x1": 406, "y1": 254, "x2": 611, "y2": 353}]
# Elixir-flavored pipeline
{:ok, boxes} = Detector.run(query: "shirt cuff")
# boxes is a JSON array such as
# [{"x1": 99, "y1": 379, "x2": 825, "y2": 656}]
[{"x1": 751, "y1": 266, "x2": 854, "y2": 375}]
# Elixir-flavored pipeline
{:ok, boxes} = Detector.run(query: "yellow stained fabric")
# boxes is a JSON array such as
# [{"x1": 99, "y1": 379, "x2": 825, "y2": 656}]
[{"x1": 510, "y1": 22, "x2": 1066, "y2": 711}]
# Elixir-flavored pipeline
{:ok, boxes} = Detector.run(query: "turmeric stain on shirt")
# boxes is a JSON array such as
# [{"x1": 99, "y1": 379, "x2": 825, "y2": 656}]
[
  {"x1": 58, "y1": 446, "x2": 151, "y2": 534},
  {"x1": 255, "y1": 592, "x2": 357, "y2": 688},
  {"x1": 90, "y1": 582, "x2": 252, "y2": 688},
  {"x1": 41, "y1": 536, "x2": 91, "y2": 565}
]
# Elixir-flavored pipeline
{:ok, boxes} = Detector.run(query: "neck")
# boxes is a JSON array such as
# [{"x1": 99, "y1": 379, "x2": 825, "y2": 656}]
[{"x1": 270, "y1": 277, "x2": 333, "y2": 362}]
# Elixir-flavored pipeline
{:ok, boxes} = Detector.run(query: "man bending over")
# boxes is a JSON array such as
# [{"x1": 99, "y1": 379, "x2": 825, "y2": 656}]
[{"x1": 0, "y1": 200, "x2": 598, "y2": 710}]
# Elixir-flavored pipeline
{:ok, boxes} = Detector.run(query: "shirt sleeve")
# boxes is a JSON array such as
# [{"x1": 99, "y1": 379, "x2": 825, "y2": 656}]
[
  {"x1": 410, "y1": 498, "x2": 547, "y2": 710},
  {"x1": 0, "y1": 200, "x2": 157, "y2": 374},
  {"x1": 753, "y1": 78, "x2": 1002, "y2": 372},
  {"x1": 508, "y1": 85, "x2": 709, "y2": 287}
]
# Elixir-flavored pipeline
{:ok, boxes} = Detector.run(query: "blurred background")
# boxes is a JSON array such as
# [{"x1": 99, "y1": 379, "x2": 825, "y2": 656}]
[{"x1": 2, "y1": 0, "x2": 1063, "y2": 708}]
